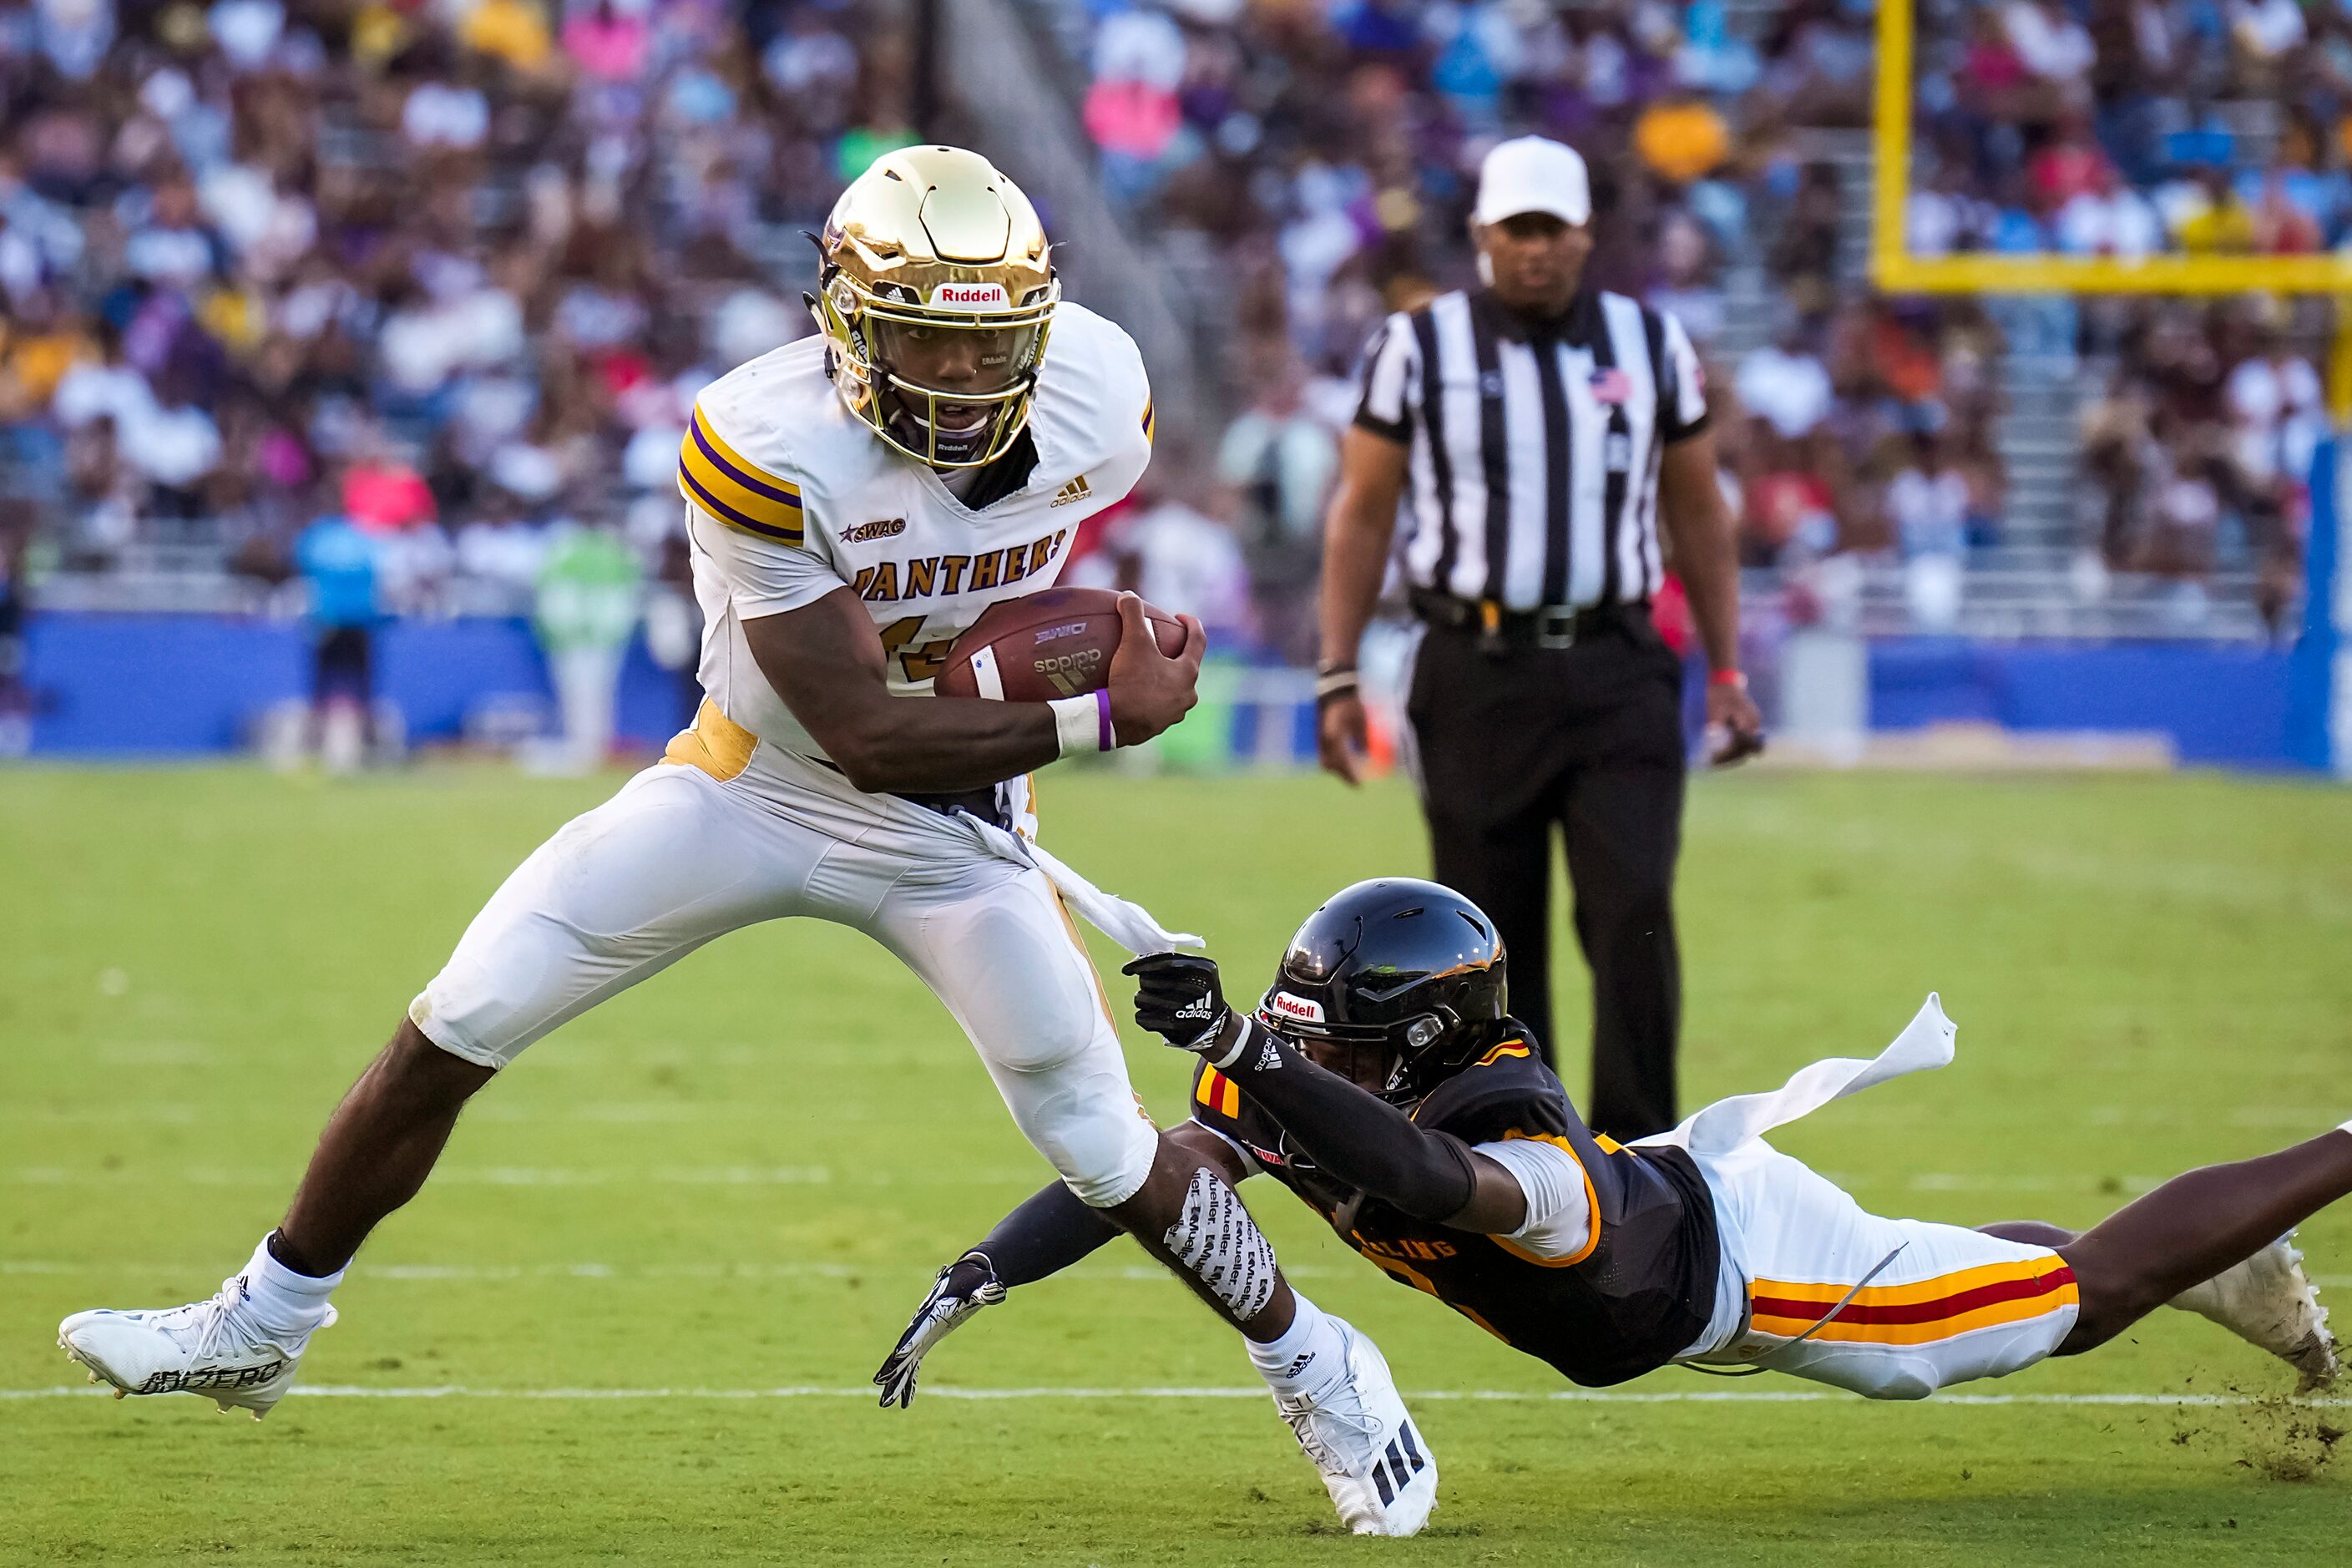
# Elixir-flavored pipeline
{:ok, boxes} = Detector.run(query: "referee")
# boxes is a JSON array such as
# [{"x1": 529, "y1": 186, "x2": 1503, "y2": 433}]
[{"x1": 1314, "y1": 136, "x2": 1763, "y2": 1140}]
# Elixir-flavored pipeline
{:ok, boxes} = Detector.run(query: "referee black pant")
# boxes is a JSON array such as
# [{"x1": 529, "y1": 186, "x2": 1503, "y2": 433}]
[{"x1": 1404, "y1": 609, "x2": 1686, "y2": 1139}]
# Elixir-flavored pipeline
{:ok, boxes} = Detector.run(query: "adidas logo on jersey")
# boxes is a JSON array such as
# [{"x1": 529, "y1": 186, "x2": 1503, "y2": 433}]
[{"x1": 1050, "y1": 474, "x2": 1093, "y2": 508}]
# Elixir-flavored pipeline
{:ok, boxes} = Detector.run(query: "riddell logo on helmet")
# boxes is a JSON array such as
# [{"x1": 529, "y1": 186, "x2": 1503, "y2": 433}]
[
  {"x1": 931, "y1": 282, "x2": 1009, "y2": 308},
  {"x1": 1267, "y1": 992, "x2": 1324, "y2": 1024}
]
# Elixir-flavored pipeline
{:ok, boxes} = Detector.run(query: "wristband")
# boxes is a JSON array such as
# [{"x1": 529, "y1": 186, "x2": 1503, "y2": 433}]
[
  {"x1": 1050, "y1": 690, "x2": 1115, "y2": 757},
  {"x1": 1201, "y1": 1014, "x2": 1252, "y2": 1071},
  {"x1": 1315, "y1": 668, "x2": 1360, "y2": 704},
  {"x1": 1708, "y1": 668, "x2": 1748, "y2": 690}
]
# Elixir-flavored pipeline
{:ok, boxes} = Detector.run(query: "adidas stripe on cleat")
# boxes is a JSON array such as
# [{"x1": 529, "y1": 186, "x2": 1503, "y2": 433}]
[
  {"x1": 1272, "y1": 1314, "x2": 1438, "y2": 1536},
  {"x1": 1368, "y1": 1421, "x2": 1431, "y2": 1507}
]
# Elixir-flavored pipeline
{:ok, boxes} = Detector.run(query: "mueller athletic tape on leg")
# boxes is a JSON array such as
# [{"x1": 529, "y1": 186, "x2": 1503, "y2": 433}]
[{"x1": 1163, "y1": 1167, "x2": 1278, "y2": 1323}]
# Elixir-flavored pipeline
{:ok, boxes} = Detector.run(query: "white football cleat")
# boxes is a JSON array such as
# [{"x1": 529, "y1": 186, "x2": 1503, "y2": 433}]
[
  {"x1": 1272, "y1": 1314, "x2": 1436, "y2": 1536},
  {"x1": 58, "y1": 1272, "x2": 335, "y2": 1419},
  {"x1": 2170, "y1": 1231, "x2": 2337, "y2": 1392}
]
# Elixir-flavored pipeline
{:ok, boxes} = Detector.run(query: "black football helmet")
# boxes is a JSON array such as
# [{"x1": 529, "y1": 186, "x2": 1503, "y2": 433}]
[{"x1": 1254, "y1": 878, "x2": 1508, "y2": 1104}]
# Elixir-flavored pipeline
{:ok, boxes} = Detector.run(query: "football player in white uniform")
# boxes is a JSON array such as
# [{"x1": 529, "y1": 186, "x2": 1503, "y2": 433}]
[{"x1": 58, "y1": 147, "x2": 1436, "y2": 1538}]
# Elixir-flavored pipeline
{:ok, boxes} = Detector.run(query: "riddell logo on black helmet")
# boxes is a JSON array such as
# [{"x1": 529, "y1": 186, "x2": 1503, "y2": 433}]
[{"x1": 1267, "y1": 992, "x2": 1324, "y2": 1024}]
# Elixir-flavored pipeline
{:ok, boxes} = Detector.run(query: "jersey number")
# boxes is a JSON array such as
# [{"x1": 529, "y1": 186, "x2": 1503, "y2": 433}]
[{"x1": 878, "y1": 616, "x2": 955, "y2": 685}]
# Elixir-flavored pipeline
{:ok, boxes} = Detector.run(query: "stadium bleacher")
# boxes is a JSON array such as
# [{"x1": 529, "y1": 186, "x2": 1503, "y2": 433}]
[{"x1": 0, "y1": 0, "x2": 2334, "y2": 650}]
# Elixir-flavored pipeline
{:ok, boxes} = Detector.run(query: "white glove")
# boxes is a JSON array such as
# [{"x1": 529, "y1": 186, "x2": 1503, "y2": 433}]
[{"x1": 873, "y1": 1252, "x2": 1006, "y2": 1409}]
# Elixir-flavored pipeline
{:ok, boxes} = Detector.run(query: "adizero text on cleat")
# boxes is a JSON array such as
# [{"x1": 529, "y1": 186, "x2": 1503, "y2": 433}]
[
  {"x1": 1272, "y1": 1315, "x2": 1437, "y2": 1537},
  {"x1": 2170, "y1": 1232, "x2": 2337, "y2": 1392},
  {"x1": 58, "y1": 1273, "x2": 336, "y2": 1419}
]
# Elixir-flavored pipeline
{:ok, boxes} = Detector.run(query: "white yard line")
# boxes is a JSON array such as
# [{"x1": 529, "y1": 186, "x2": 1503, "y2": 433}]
[
  {"x1": 1, "y1": 1165, "x2": 1084, "y2": 1187},
  {"x1": 1, "y1": 1258, "x2": 1348, "y2": 1282},
  {"x1": 4, "y1": 1383, "x2": 2344, "y2": 1407},
  {"x1": 0, "y1": 1104, "x2": 795, "y2": 1125}
]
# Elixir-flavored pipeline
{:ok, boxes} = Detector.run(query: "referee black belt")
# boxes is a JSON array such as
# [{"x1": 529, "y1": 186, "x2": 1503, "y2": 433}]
[{"x1": 1410, "y1": 590, "x2": 1635, "y2": 651}]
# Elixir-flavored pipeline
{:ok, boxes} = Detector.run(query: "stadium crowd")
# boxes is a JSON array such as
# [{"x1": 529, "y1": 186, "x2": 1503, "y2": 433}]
[
  {"x1": 0, "y1": 0, "x2": 2334, "y2": 651},
  {"x1": 0, "y1": 0, "x2": 921, "y2": 617},
  {"x1": 1069, "y1": 0, "x2": 2334, "y2": 635}
]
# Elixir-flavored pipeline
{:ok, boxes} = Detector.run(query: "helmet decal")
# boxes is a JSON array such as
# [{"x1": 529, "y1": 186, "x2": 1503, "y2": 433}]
[{"x1": 1266, "y1": 992, "x2": 1326, "y2": 1024}]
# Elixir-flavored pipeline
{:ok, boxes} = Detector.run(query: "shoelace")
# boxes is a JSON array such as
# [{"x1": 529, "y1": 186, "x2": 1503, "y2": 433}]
[
  {"x1": 168, "y1": 1275, "x2": 271, "y2": 1362},
  {"x1": 1275, "y1": 1389, "x2": 1382, "y2": 1472}
]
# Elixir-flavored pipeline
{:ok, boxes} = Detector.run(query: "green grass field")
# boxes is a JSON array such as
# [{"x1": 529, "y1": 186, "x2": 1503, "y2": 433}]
[{"x1": 4, "y1": 761, "x2": 2351, "y2": 1565}]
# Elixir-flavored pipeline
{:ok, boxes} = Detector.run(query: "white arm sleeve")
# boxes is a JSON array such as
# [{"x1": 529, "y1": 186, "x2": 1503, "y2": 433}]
[
  {"x1": 1471, "y1": 1137, "x2": 1592, "y2": 1260},
  {"x1": 687, "y1": 506, "x2": 848, "y2": 618}
]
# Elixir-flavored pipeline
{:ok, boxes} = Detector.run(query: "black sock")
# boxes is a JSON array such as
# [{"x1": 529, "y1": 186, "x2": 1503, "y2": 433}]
[{"x1": 265, "y1": 1229, "x2": 331, "y2": 1278}]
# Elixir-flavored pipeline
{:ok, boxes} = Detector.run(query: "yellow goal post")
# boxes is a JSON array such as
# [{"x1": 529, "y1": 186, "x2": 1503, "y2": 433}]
[{"x1": 1869, "y1": 0, "x2": 2352, "y2": 412}]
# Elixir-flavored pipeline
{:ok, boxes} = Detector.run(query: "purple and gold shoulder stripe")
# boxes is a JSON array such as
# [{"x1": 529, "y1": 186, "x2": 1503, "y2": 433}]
[{"x1": 678, "y1": 403, "x2": 804, "y2": 546}]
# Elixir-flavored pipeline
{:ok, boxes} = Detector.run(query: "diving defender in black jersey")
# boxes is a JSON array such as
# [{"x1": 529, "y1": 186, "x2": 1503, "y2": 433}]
[{"x1": 880, "y1": 880, "x2": 2347, "y2": 1417}]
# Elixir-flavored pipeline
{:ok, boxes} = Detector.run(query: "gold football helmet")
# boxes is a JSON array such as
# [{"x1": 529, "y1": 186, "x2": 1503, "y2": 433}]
[{"x1": 810, "y1": 146, "x2": 1059, "y2": 470}]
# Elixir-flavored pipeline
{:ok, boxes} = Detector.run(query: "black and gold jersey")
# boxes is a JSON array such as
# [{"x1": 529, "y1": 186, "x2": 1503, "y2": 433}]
[{"x1": 1189, "y1": 1030, "x2": 1720, "y2": 1387}]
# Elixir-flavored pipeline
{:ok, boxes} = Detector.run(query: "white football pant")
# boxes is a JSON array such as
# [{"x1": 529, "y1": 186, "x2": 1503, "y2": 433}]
[
  {"x1": 410, "y1": 716, "x2": 1157, "y2": 1207},
  {"x1": 1682, "y1": 1140, "x2": 2080, "y2": 1398}
]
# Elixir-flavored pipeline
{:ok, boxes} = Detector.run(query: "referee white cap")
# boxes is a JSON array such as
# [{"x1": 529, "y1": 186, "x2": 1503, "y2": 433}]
[{"x1": 1472, "y1": 136, "x2": 1592, "y2": 228}]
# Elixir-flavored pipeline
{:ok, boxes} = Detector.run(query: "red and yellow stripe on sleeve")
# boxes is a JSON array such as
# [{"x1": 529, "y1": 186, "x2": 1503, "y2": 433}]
[
  {"x1": 1750, "y1": 1258, "x2": 2077, "y2": 1346},
  {"x1": 1195, "y1": 1065, "x2": 1241, "y2": 1120},
  {"x1": 679, "y1": 402, "x2": 803, "y2": 545}
]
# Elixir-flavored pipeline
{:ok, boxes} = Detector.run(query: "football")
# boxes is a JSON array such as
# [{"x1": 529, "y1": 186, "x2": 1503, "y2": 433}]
[{"x1": 933, "y1": 587, "x2": 1186, "y2": 702}]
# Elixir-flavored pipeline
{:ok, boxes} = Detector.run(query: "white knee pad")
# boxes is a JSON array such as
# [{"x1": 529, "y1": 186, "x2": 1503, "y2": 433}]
[
  {"x1": 1059, "y1": 1108, "x2": 1156, "y2": 1209},
  {"x1": 996, "y1": 1057, "x2": 1156, "y2": 1209}
]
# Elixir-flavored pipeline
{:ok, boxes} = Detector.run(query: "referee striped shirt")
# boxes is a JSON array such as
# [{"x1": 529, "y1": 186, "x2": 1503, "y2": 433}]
[{"x1": 1354, "y1": 287, "x2": 1710, "y2": 611}]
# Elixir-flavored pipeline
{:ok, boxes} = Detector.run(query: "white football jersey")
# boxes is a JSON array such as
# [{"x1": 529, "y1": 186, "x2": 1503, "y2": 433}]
[{"x1": 676, "y1": 301, "x2": 1155, "y2": 766}]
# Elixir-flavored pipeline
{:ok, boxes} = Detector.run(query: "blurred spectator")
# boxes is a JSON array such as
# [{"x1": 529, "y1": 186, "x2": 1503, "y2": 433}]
[
  {"x1": 1740, "y1": 433, "x2": 1839, "y2": 567},
  {"x1": 1737, "y1": 315, "x2": 1834, "y2": 443},
  {"x1": 0, "y1": 514, "x2": 28, "y2": 756},
  {"x1": 294, "y1": 499, "x2": 382, "y2": 774},
  {"x1": 2055, "y1": 165, "x2": 2163, "y2": 256},
  {"x1": 1886, "y1": 432, "x2": 1970, "y2": 631},
  {"x1": 529, "y1": 522, "x2": 641, "y2": 775},
  {"x1": 1767, "y1": 164, "x2": 1844, "y2": 315},
  {"x1": 2004, "y1": 0, "x2": 2097, "y2": 102},
  {"x1": 1216, "y1": 367, "x2": 1339, "y2": 664},
  {"x1": 1887, "y1": 433, "x2": 1972, "y2": 561},
  {"x1": 2225, "y1": 326, "x2": 2324, "y2": 493},
  {"x1": 1632, "y1": 92, "x2": 1729, "y2": 185}
]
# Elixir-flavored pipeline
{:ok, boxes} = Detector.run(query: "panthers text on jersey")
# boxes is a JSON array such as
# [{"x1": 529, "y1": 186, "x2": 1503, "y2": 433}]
[
  {"x1": 1189, "y1": 1032, "x2": 1722, "y2": 1387},
  {"x1": 675, "y1": 300, "x2": 1155, "y2": 768}
]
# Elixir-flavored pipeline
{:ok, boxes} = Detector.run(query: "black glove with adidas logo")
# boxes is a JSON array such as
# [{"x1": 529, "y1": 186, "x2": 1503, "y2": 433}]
[{"x1": 1123, "y1": 953, "x2": 1237, "y2": 1057}]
